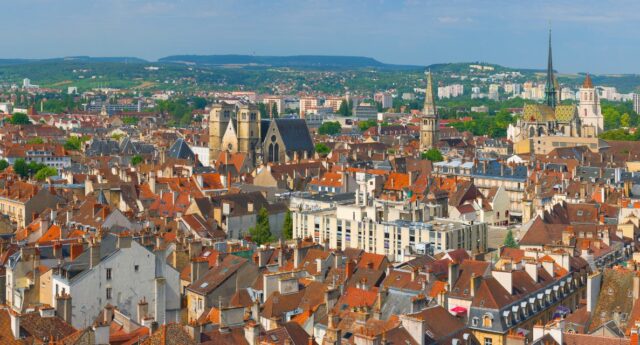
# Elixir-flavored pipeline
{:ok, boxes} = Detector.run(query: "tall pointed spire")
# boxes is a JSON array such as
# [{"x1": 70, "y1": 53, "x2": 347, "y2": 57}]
[
  {"x1": 423, "y1": 70, "x2": 437, "y2": 116},
  {"x1": 544, "y1": 29, "x2": 557, "y2": 108}
]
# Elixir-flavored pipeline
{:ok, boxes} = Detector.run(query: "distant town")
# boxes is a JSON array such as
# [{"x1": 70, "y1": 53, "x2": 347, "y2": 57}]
[{"x1": 0, "y1": 31, "x2": 640, "y2": 345}]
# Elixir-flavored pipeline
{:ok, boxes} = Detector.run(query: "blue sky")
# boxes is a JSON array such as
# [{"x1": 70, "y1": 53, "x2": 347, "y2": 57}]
[{"x1": 5, "y1": 0, "x2": 639, "y2": 73}]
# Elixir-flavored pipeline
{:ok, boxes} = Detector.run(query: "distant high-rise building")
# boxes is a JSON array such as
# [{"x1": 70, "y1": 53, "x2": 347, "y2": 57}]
[
  {"x1": 299, "y1": 96, "x2": 318, "y2": 118},
  {"x1": 374, "y1": 92, "x2": 392, "y2": 109},
  {"x1": 634, "y1": 93, "x2": 640, "y2": 115}
]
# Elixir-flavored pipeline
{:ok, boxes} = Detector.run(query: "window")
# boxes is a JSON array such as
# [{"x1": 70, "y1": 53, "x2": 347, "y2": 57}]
[
  {"x1": 484, "y1": 338, "x2": 493, "y2": 345},
  {"x1": 472, "y1": 317, "x2": 479, "y2": 326},
  {"x1": 106, "y1": 268, "x2": 112, "y2": 280},
  {"x1": 106, "y1": 288, "x2": 112, "y2": 300},
  {"x1": 482, "y1": 314, "x2": 493, "y2": 328},
  {"x1": 135, "y1": 265, "x2": 139, "y2": 272}
]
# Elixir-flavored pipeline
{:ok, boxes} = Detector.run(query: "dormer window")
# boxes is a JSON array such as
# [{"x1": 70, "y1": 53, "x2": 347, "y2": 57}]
[{"x1": 482, "y1": 314, "x2": 493, "y2": 328}]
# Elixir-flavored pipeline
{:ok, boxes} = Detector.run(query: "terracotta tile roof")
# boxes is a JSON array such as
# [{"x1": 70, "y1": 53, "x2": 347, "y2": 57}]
[
  {"x1": 383, "y1": 172, "x2": 410, "y2": 191},
  {"x1": 141, "y1": 323, "x2": 195, "y2": 345},
  {"x1": 337, "y1": 286, "x2": 379, "y2": 309}
]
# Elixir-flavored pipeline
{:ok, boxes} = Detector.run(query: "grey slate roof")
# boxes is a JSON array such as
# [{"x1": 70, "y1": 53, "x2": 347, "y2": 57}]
[
  {"x1": 273, "y1": 119, "x2": 314, "y2": 152},
  {"x1": 167, "y1": 138, "x2": 196, "y2": 160}
]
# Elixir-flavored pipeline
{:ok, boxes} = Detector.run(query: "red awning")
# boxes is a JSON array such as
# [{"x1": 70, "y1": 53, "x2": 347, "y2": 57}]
[{"x1": 450, "y1": 306, "x2": 467, "y2": 314}]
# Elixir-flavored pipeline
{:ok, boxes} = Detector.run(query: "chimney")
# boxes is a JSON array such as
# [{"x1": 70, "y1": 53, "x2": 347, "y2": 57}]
[
  {"x1": 190, "y1": 257, "x2": 208, "y2": 283},
  {"x1": 634, "y1": 275, "x2": 640, "y2": 303},
  {"x1": 244, "y1": 321, "x2": 260, "y2": 345},
  {"x1": 117, "y1": 232, "x2": 132, "y2": 249},
  {"x1": 278, "y1": 247, "x2": 285, "y2": 268},
  {"x1": 524, "y1": 261, "x2": 539, "y2": 283},
  {"x1": 188, "y1": 240, "x2": 202, "y2": 259},
  {"x1": 251, "y1": 299, "x2": 260, "y2": 322},
  {"x1": 316, "y1": 258, "x2": 326, "y2": 275},
  {"x1": 53, "y1": 242, "x2": 62, "y2": 260},
  {"x1": 293, "y1": 239, "x2": 303, "y2": 269},
  {"x1": 185, "y1": 321, "x2": 203, "y2": 342},
  {"x1": 257, "y1": 248, "x2": 270, "y2": 268},
  {"x1": 103, "y1": 305, "x2": 114, "y2": 323},
  {"x1": 89, "y1": 240, "x2": 101, "y2": 269},
  {"x1": 56, "y1": 293, "x2": 72, "y2": 324},
  {"x1": 345, "y1": 259, "x2": 355, "y2": 280},
  {"x1": 9, "y1": 310, "x2": 20, "y2": 340},
  {"x1": 587, "y1": 271, "x2": 602, "y2": 313},
  {"x1": 470, "y1": 273, "x2": 481, "y2": 297},
  {"x1": 70, "y1": 242, "x2": 83, "y2": 261},
  {"x1": 137, "y1": 298, "x2": 148, "y2": 324},
  {"x1": 541, "y1": 259, "x2": 554, "y2": 277},
  {"x1": 448, "y1": 261, "x2": 459, "y2": 288}
]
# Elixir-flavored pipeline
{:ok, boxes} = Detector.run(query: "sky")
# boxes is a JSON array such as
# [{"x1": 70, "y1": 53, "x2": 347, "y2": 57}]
[{"x1": 4, "y1": 0, "x2": 640, "y2": 73}]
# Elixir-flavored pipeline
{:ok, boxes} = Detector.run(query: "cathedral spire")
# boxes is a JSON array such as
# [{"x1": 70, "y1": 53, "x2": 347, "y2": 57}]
[
  {"x1": 544, "y1": 29, "x2": 557, "y2": 108},
  {"x1": 423, "y1": 70, "x2": 437, "y2": 116}
]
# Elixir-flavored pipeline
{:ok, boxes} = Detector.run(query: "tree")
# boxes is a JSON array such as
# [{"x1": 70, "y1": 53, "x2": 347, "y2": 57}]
[
  {"x1": 122, "y1": 116, "x2": 139, "y2": 125},
  {"x1": 621, "y1": 113, "x2": 631, "y2": 128},
  {"x1": 338, "y1": 99, "x2": 351, "y2": 116},
  {"x1": 131, "y1": 155, "x2": 143, "y2": 166},
  {"x1": 258, "y1": 103, "x2": 268, "y2": 119},
  {"x1": 421, "y1": 148, "x2": 444, "y2": 162},
  {"x1": 318, "y1": 121, "x2": 342, "y2": 135},
  {"x1": 0, "y1": 160, "x2": 8, "y2": 171},
  {"x1": 271, "y1": 103, "x2": 279, "y2": 118},
  {"x1": 34, "y1": 166, "x2": 58, "y2": 181},
  {"x1": 27, "y1": 137, "x2": 44, "y2": 144},
  {"x1": 9, "y1": 113, "x2": 30, "y2": 125},
  {"x1": 249, "y1": 206, "x2": 274, "y2": 245},
  {"x1": 503, "y1": 229, "x2": 518, "y2": 248},
  {"x1": 315, "y1": 143, "x2": 331, "y2": 156},
  {"x1": 64, "y1": 137, "x2": 82, "y2": 151},
  {"x1": 13, "y1": 159, "x2": 29, "y2": 178},
  {"x1": 358, "y1": 119, "x2": 378, "y2": 131},
  {"x1": 283, "y1": 210, "x2": 293, "y2": 240}
]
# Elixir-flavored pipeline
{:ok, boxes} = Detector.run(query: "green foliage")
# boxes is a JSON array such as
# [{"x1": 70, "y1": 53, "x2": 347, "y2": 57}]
[
  {"x1": 315, "y1": 143, "x2": 331, "y2": 156},
  {"x1": 283, "y1": 210, "x2": 293, "y2": 240},
  {"x1": 449, "y1": 109, "x2": 515, "y2": 137},
  {"x1": 27, "y1": 137, "x2": 44, "y2": 144},
  {"x1": 421, "y1": 148, "x2": 444, "y2": 162},
  {"x1": 9, "y1": 113, "x2": 30, "y2": 125},
  {"x1": 338, "y1": 99, "x2": 352, "y2": 116},
  {"x1": 271, "y1": 103, "x2": 279, "y2": 118},
  {"x1": 358, "y1": 119, "x2": 378, "y2": 131},
  {"x1": 249, "y1": 206, "x2": 274, "y2": 245},
  {"x1": 0, "y1": 160, "x2": 8, "y2": 171},
  {"x1": 122, "y1": 116, "x2": 139, "y2": 125},
  {"x1": 503, "y1": 229, "x2": 518, "y2": 248},
  {"x1": 34, "y1": 166, "x2": 58, "y2": 181},
  {"x1": 602, "y1": 101, "x2": 638, "y2": 130},
  {"x1": 13, "y1": 159, "x2": 49, "y2": 178},
  {"x1": 599, "y1": 129, "x2": 640, "y2": 141},
  {"x1": 155, "y1": 98, "x2": 201, "y2": 126},
  {"x1": 258, "y1": 103, "x2": 268, "y2": 119},
  {"x1": 111, "y1": 133, "x2": 125, "y2": 141},
  {"x1": 318, "y1": 121, "x2": 342, "y2": 135},
  {"x1": 64, "y1": 136, "x2": 89, "y2": 151},
  {"x1": 131, "y1": 155, "x2": 143, "y2": 166}
]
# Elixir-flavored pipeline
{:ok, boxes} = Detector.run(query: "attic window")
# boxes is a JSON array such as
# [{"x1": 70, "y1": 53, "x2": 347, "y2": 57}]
[
  {"x1": 270, "y1": 335, "x2": 278, "y2": 341},
  {"x1": 200, "y1": 282, "x2": 209, "y2": 288},
  {"x1": 577, "y1": 210, "x2": 583, "y2": 216},
  {"x1": 608, "y1": 288, "x2": 614, "y2": 295}
]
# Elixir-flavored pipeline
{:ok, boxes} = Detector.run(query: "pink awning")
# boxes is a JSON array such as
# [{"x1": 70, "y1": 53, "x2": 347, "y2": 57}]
[{"x1": 450, "y1": 306, "x2": 467, "y2": 314}]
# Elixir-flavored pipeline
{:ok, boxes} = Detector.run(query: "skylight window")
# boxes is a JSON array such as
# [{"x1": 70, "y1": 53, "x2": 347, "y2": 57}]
[{"x1": 200, "y1": 282, "x2": 209, "y2": 288}]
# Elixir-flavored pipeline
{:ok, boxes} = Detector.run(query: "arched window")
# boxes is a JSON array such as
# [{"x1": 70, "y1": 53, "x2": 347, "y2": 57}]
[
  {"x1": 268, "y1": 144, "x2": 274, "y2": 162},
  {"x1": 584, "y1": 109, "x2": 587, "y2": 117},
  {"x1": 274, "y1": 143, "x2": 280, "y2": 162},
  {"x1": 483, "y1": 314, "x2": 493, "y2": 328}
]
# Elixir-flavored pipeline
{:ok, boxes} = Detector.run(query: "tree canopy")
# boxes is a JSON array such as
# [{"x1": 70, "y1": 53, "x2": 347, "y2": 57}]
[
  {"x1": 315, "y1": 143, "x2": 331, "y2": 156},
  {"x1": 34, "y1": 166, "x2": 58, "y2": 181},
  {"x1": 318, "y1": 121, "x2": 342, "y2": 135},
  {"x1": 421, "y1": 148, "x2": 444, "y2": 162},
  {"x1": 0, "y1": 160, "x2": 8, "y2": 171},
  {"x1": 283, "y1": 210, "x2": 293, "y2": 240},
  {"x1": 131, "y1": 155, "x2": 143, "y2": 166},
  {"x1": 9, "y1": 112, "x2": 30, "y2": 125},
  {"x1": 503, "y1": 229, "x2": 518, "y2": 248},
  {"x1": 249, "y1": 206, "x2": 274, "y2": 245}
]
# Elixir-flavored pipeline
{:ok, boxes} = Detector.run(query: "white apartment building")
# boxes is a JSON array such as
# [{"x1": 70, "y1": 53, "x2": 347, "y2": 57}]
[
  {"x1": 292, "y1": 172, "x2": 487, "y2": 261},
  {"x1": 52, "y1": 234, "x2": 181, "y2": 329}
]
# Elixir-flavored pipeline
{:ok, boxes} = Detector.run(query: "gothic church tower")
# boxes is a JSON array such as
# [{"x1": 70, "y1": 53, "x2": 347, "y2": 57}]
[{"x1": 420, "y1": 71, "x2": 439, "y2": 151}]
